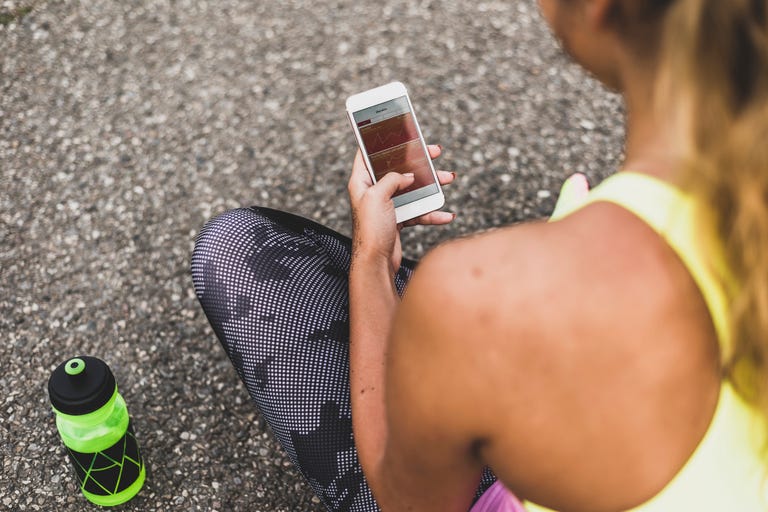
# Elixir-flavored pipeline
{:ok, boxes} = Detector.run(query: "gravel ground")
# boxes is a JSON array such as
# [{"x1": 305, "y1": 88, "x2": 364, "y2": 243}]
[{"x1": 1, "y1": 0, "x2": 625, "y2": 510}]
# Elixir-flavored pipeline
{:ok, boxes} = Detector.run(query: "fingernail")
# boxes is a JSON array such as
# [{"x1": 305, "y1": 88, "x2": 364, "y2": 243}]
[
  {"x1": 451, "y1": 172, "x2": 456, "y2": 179},
  {"x1": 403, "y1": 172, "x2": 415, "y2": 177},
  {"x1": 438, "y1": 144, "x2": 443, "y2": 151},
  {"x1": 451, "y1": 213, "x2": 457, "y2": 220}
]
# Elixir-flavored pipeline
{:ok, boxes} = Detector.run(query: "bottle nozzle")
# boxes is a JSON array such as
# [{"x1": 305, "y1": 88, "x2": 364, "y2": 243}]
[{"x1": 65, "y1": 358, "x2": 86, "y2": 376}]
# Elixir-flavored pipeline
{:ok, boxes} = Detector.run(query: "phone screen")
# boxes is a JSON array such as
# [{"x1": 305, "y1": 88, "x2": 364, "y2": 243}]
[{"x1": 353, "y1": 96, "x2": 439, "y2": 207}]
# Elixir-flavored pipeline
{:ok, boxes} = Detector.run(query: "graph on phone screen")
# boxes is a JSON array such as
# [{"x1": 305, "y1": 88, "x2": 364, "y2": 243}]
[
  {"x1": 361, "y1": 115, "x2": 418, "y2": 154},
  {"x1": 353, "y1": 96, "x2": 436, "y2": 204}
]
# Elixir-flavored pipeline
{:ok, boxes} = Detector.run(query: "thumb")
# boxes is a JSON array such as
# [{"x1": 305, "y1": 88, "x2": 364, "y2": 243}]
[
  {"x1": 375, "y1": 172, "x2": 416, "y2": 199},
  {"x1": 550, "y1": 173, "x2": 590, "y2": 221}
]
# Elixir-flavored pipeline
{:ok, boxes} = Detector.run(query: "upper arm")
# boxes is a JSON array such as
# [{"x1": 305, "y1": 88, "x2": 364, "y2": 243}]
[
  {"x1": 375, "y1": 237, "x2": 502, "y2": 512},
  {"x1": 376, "y1": 224, "x2": 557, "y2": 511},
  {"x1": 382, "y1": 203, "x2": 719, "y2": 512}
]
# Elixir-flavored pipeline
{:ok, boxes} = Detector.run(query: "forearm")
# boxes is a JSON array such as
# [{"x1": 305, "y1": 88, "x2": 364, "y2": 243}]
[{"x1": 349, "y1": 249, "x2": 399, "y2": 485}]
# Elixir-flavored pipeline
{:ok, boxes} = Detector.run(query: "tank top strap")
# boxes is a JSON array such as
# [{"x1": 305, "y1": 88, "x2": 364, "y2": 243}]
[{"x1": 551, "y1": 171, "x2": 733, "y2": 361}]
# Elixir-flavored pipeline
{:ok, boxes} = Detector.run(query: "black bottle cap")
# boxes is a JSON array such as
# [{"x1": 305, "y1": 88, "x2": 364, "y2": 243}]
[{"x1": 48, "y1": 356, "x2": 117, "y2": 415}]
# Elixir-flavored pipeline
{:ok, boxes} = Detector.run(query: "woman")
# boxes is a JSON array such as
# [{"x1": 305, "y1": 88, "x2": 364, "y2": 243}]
[{"x1": 192, "y1": 0, "x2": 768, "y2": 510}]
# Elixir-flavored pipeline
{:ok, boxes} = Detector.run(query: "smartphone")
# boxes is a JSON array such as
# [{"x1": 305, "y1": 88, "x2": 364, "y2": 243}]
[{"x1": 346, "y1": 81, "x2": 445, "y2": 223}]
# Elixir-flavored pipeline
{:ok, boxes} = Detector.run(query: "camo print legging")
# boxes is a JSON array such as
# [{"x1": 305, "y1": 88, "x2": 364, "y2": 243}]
[{"x1": 191, "y1": 207, "x2": 496, "y2": 511}]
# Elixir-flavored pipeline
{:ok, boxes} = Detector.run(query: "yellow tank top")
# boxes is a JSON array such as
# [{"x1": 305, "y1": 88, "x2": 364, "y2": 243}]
[{"x1": 527, "y1": 172, "x2": 768, "y2": 511}]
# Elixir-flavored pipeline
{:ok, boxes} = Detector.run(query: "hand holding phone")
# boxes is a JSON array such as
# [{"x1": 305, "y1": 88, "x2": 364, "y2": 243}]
[{"x1": 346, "y1": 82, "x2": 446, "y2": 223}]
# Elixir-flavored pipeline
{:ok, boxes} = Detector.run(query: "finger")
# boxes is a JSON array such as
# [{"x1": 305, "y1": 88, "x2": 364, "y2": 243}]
[
  {"x1": 351, "y1": 150, "x2": 373, "y2": 184},
  {"x1": 427, "y1": 144, "x2": 442, "y2": 160},
  {"x1": 402, "y1": 211, "x2": 456, "y2": 227},
  {"x1": 375, "y1": 172, "x2": 416, "y2": 199},
  {"x1": 348, "y1": 150, "x2": 374, "y2": 199},
  {"x1": 565, "y1": 173, "x2": 590, "y2": 196},
  {"x1": 392, "y1": 233, "x2": 403, "y2": 275},
  {"x1": 436, "y1": 170, "x2": 456, "y2": 186}
]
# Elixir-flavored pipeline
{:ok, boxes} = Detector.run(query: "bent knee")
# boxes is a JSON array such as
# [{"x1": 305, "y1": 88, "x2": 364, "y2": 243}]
[
  {"x1": 194, "y1": 207, "x2": 258, "y2": 248},
  {"x1": 191, "y1": 207, "x2": 267, "y2": 283}
]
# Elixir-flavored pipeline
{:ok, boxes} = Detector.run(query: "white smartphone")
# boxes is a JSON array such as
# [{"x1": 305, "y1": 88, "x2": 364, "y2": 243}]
[{"x1": 346, "y1": 81, "x2": 445, "y2": 224}]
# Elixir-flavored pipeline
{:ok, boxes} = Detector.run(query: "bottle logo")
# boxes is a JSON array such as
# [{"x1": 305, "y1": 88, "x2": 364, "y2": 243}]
[{"x1": 66, "y1": 421, "x2": 144, "y2": 497}]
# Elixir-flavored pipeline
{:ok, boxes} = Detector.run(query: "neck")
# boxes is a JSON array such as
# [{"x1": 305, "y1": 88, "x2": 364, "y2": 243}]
[{"x1": 620, "y1": 61, "x2": 680, "y2": 182}]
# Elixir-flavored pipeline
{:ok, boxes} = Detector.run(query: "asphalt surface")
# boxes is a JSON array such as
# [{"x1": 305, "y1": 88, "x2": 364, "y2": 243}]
[{"x1": 1, "y1": 0, "x2": 625, "y2": 510}]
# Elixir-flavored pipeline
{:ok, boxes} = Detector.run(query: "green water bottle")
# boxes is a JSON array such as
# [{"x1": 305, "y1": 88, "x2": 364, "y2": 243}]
[{"x1": 47, "y1": 356, "x2": 146, "y2": 506}]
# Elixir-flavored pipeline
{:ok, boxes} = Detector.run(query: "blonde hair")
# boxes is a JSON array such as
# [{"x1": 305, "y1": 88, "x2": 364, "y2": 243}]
[{"x1": 655, "y1": 0, "x2": 768, "y2": 410}]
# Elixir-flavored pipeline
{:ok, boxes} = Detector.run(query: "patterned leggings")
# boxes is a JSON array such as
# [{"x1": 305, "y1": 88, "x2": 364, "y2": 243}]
[{"x1": 191, "y1": 207, "x2": 496, "y2": 512}]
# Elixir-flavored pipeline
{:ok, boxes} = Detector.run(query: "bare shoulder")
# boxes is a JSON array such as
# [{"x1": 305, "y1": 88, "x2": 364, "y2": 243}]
[{"x1": 390, "y1": 202, "x2": 720, "y2": 511}]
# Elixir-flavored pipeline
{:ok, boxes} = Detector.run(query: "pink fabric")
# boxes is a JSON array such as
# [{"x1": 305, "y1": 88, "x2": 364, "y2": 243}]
[{"x1": 470, "y1": 481, "x2": 527, "y2": 512}]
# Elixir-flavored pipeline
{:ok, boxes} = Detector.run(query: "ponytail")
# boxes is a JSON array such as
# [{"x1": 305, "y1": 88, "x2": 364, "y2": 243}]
[{"x1": 657, "y1": 0, "x2": 768, "y2": 412}]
